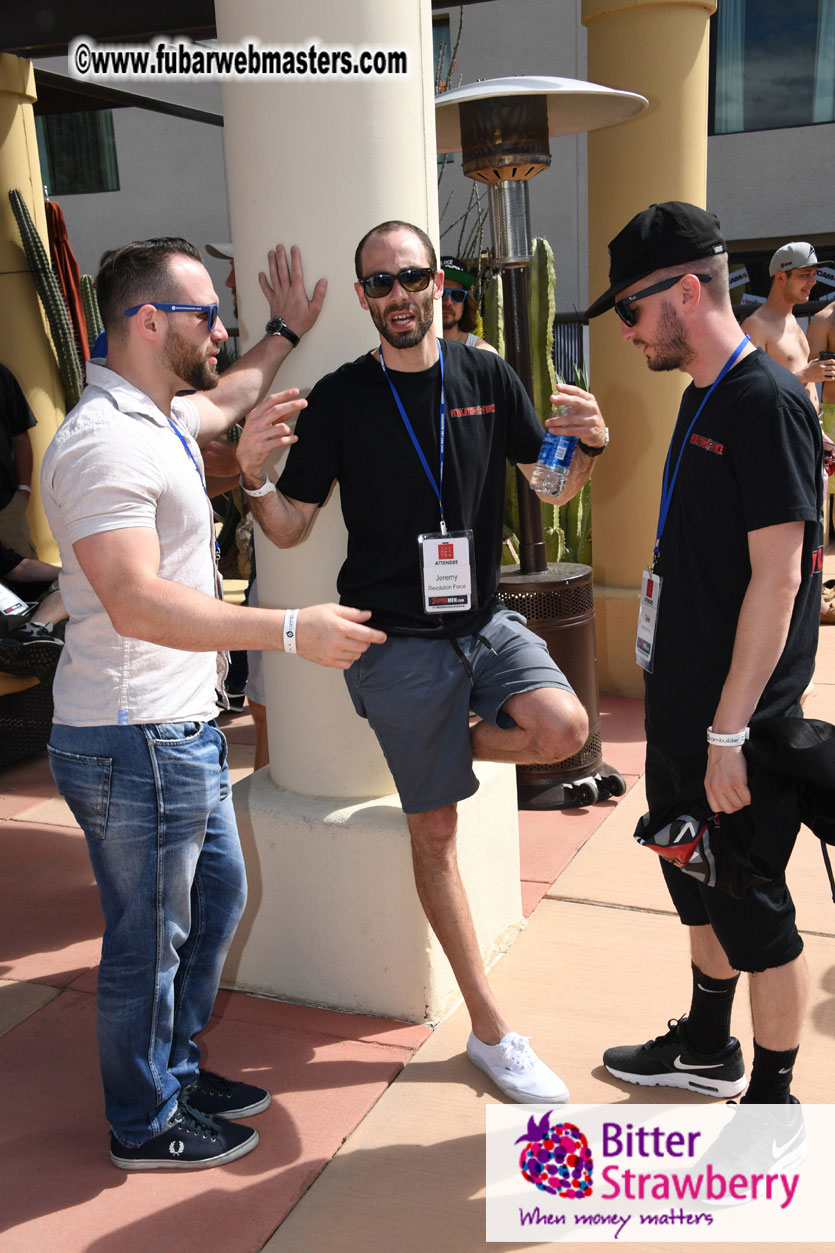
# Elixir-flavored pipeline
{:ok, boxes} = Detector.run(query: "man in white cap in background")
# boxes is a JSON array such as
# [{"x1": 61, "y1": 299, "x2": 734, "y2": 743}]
[
  {"x1": 205, "y1": 242, "x2": 238, "y2": 321},
  {"x1": 742, "y1": 241, "x2": 835, "y2": 411}
]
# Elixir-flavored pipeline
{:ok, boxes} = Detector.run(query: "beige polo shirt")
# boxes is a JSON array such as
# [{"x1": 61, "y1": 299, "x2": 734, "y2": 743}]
[{"x1": 41, "y1": 363, "x2": 221, "y2": 726}]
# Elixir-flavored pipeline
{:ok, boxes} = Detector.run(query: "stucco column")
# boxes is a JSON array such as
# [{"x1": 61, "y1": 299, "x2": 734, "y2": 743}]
[
  {"x1": 217, "y1": 0, "x2": 523, "y2": 1020},
  {"x1": 218, "y1": 0, "x2": 441, "y2": 798},
  {"x1": 0, "y1": 54, "x2": 66, "y2": 563},
  {"x1": 582, "y1": 0, "x2": 717, "y2": 695}
]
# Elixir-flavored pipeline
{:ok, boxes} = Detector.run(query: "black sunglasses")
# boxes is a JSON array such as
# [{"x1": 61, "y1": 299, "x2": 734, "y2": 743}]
[
  {"x1": 359, "y1": 268, "x2": 434, "y2": 299},
  {"x1": 614, "y1": 274, "x2": 712, "y2": 327},
  {"x1": 442, "y1": 287, "x2": 468, "y2": 303}
]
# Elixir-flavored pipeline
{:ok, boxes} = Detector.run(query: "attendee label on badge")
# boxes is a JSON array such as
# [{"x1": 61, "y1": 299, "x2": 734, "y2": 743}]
[
  {"x1": 636, "y1": 568, "x2": 662, "y2": 672},
  {"x1": 418, "y1": 530, "x2": 476, "y2": 613}
]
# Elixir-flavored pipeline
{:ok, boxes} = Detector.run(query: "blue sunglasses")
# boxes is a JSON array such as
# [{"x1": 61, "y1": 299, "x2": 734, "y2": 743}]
[{"x1": 124, "y1": 302, "x2": 220, "y2": 331}]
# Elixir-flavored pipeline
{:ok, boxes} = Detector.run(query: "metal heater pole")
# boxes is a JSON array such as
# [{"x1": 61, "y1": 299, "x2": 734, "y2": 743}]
[
  {"x1": 488, "y1": 180, "x2": 547, "y2": 575},
  {"x1": 501, "y1": 267, "x2": 547, "y2": 574}
]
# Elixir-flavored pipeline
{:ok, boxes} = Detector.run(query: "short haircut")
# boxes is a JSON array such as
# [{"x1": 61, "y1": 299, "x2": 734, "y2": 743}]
[
  {"x1": 653, "y1": 252, "x2": 730, "y2": 307},
  {"x1": 96, "y1": 237, "x2": 202, "y2": 338},
  {"x1": 354, "y1": 220, "x2": 437, "y2": 280}
]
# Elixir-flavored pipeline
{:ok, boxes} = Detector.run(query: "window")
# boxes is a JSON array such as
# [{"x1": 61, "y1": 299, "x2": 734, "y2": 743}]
[
  {"x1": 35, "y1": 110, "x2": 120, "y2": 196},
  {"x1": 711, "y1": 0, "x2": 835, "y2": 134},
  {"x1": 433, "y1": 17, "x2": 453, "y2": 92}
]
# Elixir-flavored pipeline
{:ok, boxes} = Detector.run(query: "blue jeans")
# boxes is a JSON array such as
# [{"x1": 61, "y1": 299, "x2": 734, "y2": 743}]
[{"x1": 48, "y1": 720, "x2": 247, "y2": 1145}]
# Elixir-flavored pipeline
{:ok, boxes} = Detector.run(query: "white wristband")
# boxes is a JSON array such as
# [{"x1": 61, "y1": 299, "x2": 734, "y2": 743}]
[
  {"x1": 17, "y1": 484, "x2": 31, "y2": 494},
  {"x1": 240, "y1": 472, "x2": 276, "y2": 498},
  {"x1": 283, "y1": 608, "x2": 299, "y2": 655},
  {"x1": 706, "y1": 726, "x2": 750, "y2": 747}
]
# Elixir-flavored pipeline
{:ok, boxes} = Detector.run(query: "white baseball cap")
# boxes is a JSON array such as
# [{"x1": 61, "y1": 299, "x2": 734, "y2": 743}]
[
  {"x1": 768, "y1": 241, "x2": 824, "y2": 276},
  {"x1": 205, "y1": 242, "x2": 234, "y2": 260}
]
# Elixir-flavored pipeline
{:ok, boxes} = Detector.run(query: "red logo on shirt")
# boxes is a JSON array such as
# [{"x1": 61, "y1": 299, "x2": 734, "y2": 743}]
[
  {"x1": 438, "y1": 542, "x2": 454, "y2": 560},
  {"x1": 689, "y1": 433, "x2": 724, "y2": 455},
  {"x1": 448, "y1": 404, "x2": 496, "y2": 417}
]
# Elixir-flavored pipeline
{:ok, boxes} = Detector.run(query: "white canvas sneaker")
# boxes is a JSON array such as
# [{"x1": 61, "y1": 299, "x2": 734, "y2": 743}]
[{"x1": 467, "y1": 1031, "x2": 569, "y2": 1103}]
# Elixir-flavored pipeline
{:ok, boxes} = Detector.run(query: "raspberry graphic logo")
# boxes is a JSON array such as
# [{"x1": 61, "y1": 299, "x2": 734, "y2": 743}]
[
  {"x1": 515, "y1": 1112, "x2": 593, "y2": 1198},
  {"x1": 168, "y1": 1139, "x2": 185, "y2": 1157}
]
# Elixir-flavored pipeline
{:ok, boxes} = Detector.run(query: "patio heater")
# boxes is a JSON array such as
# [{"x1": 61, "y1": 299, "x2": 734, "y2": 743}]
[{"x1": 435, "y1": 77, "x2": 647, "y2": 807}]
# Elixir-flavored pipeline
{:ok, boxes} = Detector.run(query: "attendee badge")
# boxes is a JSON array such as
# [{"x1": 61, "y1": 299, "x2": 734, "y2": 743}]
[
  {"x1": 635, "y1": 569, "x2": 662, "y2": 672},
  {"x1": 419, "y1": 530, "x2": 476, "y2": 613}
]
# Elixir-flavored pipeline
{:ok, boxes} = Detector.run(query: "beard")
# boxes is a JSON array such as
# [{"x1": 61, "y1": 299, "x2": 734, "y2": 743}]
[
  {"x1": 164, "y1": 326, "x2": 219, "y2": 391},
  {"x1": 369, "y1": 287, "x2": 435, "y2": 350},
  {"x1": 642, "y1": 301, "x2": 695, "y2": 373}
]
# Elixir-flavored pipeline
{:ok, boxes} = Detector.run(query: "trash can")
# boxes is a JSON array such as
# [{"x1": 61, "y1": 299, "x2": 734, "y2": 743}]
[{"x1": 498, "y1": 562, "x2": 623, "y2": 808}]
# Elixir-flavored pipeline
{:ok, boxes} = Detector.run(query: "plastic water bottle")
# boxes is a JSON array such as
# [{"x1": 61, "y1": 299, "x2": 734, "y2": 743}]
[{"x1": 529, "y1": 431, "x2": 577, "y2": 495}]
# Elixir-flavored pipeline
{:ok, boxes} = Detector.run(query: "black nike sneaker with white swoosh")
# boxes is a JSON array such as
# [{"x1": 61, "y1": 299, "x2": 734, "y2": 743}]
[
  {"x1": 693, "y1": 1098, "x2": 806, "y2": 1206},
  {"x1": 603, "y1": 1016, "x2": 746, "y2": 1097}
]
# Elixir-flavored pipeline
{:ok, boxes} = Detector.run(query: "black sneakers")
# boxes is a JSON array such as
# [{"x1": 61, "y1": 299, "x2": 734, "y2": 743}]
[
  {"x1": 110, "y1": 1100, "x2": 258, "y2": 1171},
  {"x1": 603, "y1": 1017, "x2": 746, "y2": 1098},
  {"x1": 0, "y1": 621, "x2": 63, "y2": 680},
  {"x1": 182, "y1": 1068, "x2": 272, "y2": 1119},
  {"x1": 694, "y1": 1098, "x2": 806, "y2": 1205}
]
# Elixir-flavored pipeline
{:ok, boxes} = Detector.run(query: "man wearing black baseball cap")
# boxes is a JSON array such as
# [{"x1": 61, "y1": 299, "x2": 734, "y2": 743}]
[
  {"x1": 588, "y1": 202, "x2": 823, "y2": 1107},
  {"x1": 440, "y1": 255, "x2": 498, "y2": 354}
]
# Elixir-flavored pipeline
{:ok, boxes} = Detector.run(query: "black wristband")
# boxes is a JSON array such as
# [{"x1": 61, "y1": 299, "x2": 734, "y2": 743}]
[{"x1": 577, "y1": 439, "x2": 606, "y2": 457}]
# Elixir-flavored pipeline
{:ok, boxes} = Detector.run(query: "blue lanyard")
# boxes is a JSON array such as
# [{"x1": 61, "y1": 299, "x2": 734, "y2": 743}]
[
  {"x1": 379, "y1": 344, "x2": 448, "y2": 535},
  {"x1": 653, "y1": 335, "x2": 750, "y2": 566},
  {"x1": 167, "y1": 416, "x2": 207, "y2": 487},
  {"x1": 167, "y1": 416, "x2": 220, "y2": 552}
]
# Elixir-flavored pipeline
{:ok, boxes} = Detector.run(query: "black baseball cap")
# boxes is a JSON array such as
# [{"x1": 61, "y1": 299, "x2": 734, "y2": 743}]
[
  {"x1": 587, "y1": 201, "x2": 726, "y2": 319},
  {"x1": 440, "y1": 255, "x2": 474, "y2": 289}
]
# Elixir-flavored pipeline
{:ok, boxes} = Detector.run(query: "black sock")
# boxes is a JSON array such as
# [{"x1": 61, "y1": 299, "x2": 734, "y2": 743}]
[
  {"x1": 740, "y1": 1040, "x2": 798, "y2": 1103},
  {"x1": 682, "y1": 963, "x2": 739, "y2": 1054}
]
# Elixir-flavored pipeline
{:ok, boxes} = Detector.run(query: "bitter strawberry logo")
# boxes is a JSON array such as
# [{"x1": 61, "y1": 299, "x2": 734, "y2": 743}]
[{"x1": 515, "y1": 1112, "x2": 593, "y2": 1198}]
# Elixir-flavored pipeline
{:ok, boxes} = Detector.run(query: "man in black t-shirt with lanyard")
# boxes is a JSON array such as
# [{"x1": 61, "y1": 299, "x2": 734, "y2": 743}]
[
  {"x1": 237, "y1": 219, "x2": 608, "y2": 1104},
  {"x1": 587, "y1": 202, "x2": 822, "y2": 1107}
]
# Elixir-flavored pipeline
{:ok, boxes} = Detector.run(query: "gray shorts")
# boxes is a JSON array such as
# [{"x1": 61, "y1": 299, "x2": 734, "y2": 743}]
[{"x1": 343, "y1": 605, "x2": 574, "y2": 813}]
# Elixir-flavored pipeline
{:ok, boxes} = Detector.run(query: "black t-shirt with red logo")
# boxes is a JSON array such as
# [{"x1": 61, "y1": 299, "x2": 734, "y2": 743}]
[
  {"x1": 646, "y1": 348, "x2": 823, "y2": 755},
  {"x1": 277, "y1": 338, "x2": 544, "y2": 636}
]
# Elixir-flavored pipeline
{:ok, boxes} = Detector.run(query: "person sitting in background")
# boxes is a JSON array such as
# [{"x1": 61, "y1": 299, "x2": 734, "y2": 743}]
[{"x1": 0, "y1": 540, "x2": 66, "y2": 679}]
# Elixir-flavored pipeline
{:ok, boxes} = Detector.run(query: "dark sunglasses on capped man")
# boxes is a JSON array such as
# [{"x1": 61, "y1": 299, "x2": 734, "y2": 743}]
[
  {"x1": 614, "y1": 274, "x2": 712, "y2": 328},
  {"x1": 442, "y1": 287, "x2": 468, "y2": 303}
]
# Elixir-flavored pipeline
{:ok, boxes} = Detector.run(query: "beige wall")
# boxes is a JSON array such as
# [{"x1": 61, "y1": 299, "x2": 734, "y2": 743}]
[
  {"x1": 582, "y1": 0, "x2": 716, "y2": 694},
  {"x1": 0, "y1": 54, "x2": 66, "y2": 563}
]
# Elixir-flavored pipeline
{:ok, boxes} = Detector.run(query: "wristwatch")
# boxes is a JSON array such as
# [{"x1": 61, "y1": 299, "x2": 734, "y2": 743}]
[
  {"x1": 578, "y1": 427, "x2": 609, "y2": 458},
  {"x1": 265, "y1": 316, "x2": 299, "y2": 347}
]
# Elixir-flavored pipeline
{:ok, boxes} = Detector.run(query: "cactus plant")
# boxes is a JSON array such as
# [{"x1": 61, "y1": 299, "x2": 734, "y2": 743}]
[
  {"x1": 484, "y1": 238, "x2": 593, "y2": 566},
  {"x1": 9, "y1": 188, "x2": 84, "y2": 410},
  {"x1": 81, "y1": 273, "x2": 103, "y2": 349}
]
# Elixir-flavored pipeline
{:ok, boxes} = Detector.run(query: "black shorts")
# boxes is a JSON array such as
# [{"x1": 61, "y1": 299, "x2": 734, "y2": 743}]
[{"x1": 645, "y1": 743, "x2": 803, "y2": 974}]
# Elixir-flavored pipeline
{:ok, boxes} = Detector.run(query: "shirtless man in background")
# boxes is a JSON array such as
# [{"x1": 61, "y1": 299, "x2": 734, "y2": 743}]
[
  {"x1": 742, "y1": 241, "x2": 835, "y2": 412},
  {"x1": 808, "y1": 298, "x2": 835, "y2": 436}
]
